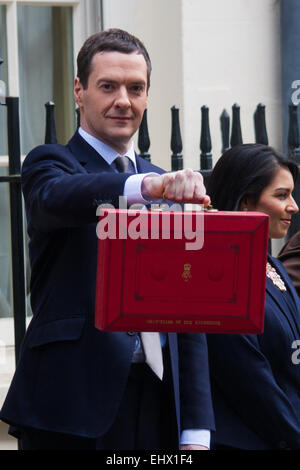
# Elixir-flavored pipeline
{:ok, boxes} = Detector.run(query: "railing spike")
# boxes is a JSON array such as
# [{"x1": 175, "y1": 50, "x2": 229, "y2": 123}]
[
  {"x1": 220, "y1": 109, "x2": 230, "y2": 154},
  {"x1": 170, "y1": 105, "x2": 183, "y2": 171},
  {"x1": 200, "y1": 105, "x2": 212, "y2": 170},
  {"x1": 254, "y1": 103, "x2": 268, "y2": 145},
  {"x1": 138, "y1": 109, "x2": 151, "y2": 161},
  {"x1": 44, "y1": 101, "x2": 57, "y2": 144},
  {"x1": 230, "y1": 103, "x2": 243, "y2": 147}
]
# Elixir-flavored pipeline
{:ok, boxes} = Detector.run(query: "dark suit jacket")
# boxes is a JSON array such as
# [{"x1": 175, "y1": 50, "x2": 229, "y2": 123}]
[
  {"x1": 207, "y1": 255, "x2": 300, "y2": 450},
  {"x1": 278, "y1": 231, "x2": 300, "y2": 297},
  {"x1": 0, "y1": 131, "x2": 214, "y2": 443}
]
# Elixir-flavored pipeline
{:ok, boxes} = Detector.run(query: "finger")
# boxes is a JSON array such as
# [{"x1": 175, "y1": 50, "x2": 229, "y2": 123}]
[
  {"x1": 181, "y1": 169, "x2": 199, "y2": 201},
  {"x1": 161, "y1": 172, "x2": 177, "y2": 200},
  {"x1": 173, "y1": 170, "x2": 188, "y2": 201},
  {"x1": 193, "y1": 174, "x2": 207, "y2": 200},
  {"x1": 198, "y1": 194, "x2": 211, "y2": 206}
]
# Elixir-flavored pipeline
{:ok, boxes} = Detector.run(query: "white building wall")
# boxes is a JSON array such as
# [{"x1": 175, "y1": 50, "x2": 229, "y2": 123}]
[
  {"x1": 103, "y1": 0, "x2": 282, "y2": 172},
  {"x1": 103, "y1": 0, "x2": 183, "y2": 170},
  {"x1": 181, "y1": 0, "x2": 282, "y2": 170}
]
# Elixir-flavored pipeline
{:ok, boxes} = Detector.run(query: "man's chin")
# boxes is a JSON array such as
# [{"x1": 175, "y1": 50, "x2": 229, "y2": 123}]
[{"x1": 101, "y1": 132, "x2": 134, "y2": 153}]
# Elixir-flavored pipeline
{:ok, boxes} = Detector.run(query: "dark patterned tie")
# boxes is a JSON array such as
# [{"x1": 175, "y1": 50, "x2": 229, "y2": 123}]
[
  {"x1": 112, "y1": 155, "x2": 136, "y2": 173},
  {"x1": 113, "y1": 154, "x2": 163, "y2": 379}
]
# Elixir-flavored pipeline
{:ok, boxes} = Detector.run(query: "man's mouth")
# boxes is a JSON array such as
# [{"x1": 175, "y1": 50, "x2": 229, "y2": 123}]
[{"x1": 108, "y1": 116, "x2": 132, "y2": 120}]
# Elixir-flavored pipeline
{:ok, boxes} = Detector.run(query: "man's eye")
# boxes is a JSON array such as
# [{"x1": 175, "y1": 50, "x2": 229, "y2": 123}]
[
  {"x1": 101, "y1": 84, "x2": 112, "y2": 90},
  {"x1": 131, "y1": 86, "x2": 144, "y2": 93}
]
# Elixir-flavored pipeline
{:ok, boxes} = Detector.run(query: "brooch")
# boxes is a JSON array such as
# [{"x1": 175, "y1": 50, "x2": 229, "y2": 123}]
[{"x1": 266, "y1": 262, "x2": 286, "y2": 291}]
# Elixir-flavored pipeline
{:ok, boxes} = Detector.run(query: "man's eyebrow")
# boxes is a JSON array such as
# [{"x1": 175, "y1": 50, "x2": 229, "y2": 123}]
[
  {"x1": 96, "y1": 78, "x2": 117, "y2": 85},
  {"x1": 96, "y1": 78, "x2": 146, "y2": 85},
  {"x1": 130, "y1": 80, "x2": 146, "y2": 84}
]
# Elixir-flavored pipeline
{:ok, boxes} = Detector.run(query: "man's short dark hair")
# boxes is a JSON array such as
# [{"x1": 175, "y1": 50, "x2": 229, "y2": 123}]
[{"x1": 77, "y1": 28, "x2": 152, "y2": 90}]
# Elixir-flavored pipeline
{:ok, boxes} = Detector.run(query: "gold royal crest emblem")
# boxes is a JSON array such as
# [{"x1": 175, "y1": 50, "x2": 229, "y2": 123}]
[{"x1": 182, "y1": 263, "x2": 192, "y2": 282}]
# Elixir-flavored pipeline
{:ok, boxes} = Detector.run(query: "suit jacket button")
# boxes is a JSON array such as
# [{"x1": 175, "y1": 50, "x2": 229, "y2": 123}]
[{"x1": 127, "y1": 332, "x2": 136, "y2": 336}]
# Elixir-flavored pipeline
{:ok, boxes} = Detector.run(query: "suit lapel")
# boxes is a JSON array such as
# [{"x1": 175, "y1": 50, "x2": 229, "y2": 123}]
[
  {"x1": 67, "y1": 134, "x2": 168, "y2": 211},
  {"x1": 68, "y1": 133, "x2": 165, "y2": 176},
  {"x1": 267, "y1": 255, "x2": 300, "y2": 337},
  {"x1": 67, "y1": 131, "x2": 115, "y2": 174}
]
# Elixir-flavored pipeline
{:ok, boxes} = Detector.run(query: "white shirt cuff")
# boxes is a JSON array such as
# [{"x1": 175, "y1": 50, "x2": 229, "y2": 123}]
[
  {"x1": 123, "y1": 173, "x2": 160, "y2": 205},
  {"x1": 180, "y1": 429, "x2": 211, "y2": 449}
]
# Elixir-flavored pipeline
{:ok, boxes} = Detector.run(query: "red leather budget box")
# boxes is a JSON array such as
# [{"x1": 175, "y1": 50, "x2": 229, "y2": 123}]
[{"x1": 95, "y1": 208, "x2": 268, "y2": 334}]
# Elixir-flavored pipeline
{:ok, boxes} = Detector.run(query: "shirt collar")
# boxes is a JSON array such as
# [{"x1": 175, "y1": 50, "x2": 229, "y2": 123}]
[{"x1": 78, "y1": 127, "x2": 136, "y2": 169}]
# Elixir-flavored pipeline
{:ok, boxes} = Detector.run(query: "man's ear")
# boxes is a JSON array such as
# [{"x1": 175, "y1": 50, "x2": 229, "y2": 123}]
[{"x1": 74, "y1": 77, "x2": 83, "y2": 107}]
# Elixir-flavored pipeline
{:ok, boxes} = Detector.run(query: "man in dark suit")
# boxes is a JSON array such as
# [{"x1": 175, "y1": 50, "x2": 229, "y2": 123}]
[{"x1": 0, "y1": 28, "x2": 214, "y2": 450}]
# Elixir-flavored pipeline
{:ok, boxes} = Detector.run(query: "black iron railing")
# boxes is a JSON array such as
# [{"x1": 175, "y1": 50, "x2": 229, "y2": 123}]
[
  {"x1": 0, "y1": 96, "x2": 26, "y2": 365},
  {"x1": 2, "y1": 57, "x2": 300, "y2": 362}
]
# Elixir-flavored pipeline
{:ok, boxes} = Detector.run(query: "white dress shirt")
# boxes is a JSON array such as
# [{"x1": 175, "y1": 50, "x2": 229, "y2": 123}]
[
  {"x1": 78, "y1": 127, "x2": 211, "y2": 449},
  {"x1": 78, "y1": 127, "x2": 157, "y2": 205}
]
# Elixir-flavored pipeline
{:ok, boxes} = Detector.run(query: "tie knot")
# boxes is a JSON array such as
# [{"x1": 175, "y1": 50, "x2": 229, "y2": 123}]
[{"x1": 113, "y1": 155, "x2": 135, "y2": 173}]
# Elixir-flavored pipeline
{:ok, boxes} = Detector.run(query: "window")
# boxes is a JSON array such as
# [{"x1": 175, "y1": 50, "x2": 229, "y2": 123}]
[
  {"x1": 17, "y1": 4, "x2": 75, "y2": 152},
  {"x1": 1, "y1": 0, "x2": 102, "y2": 156},
  {"x1": 0, "y1": 5, "x2": 7, "y2": 156},
  {"x1": 0, "y1": 0, "x2": 102, "y2": 322}
]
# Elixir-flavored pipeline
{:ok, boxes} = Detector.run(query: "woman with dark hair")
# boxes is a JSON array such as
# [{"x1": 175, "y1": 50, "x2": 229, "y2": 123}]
[{"x1": 206, "y1": 143, "x2": 300, "y2": 450}]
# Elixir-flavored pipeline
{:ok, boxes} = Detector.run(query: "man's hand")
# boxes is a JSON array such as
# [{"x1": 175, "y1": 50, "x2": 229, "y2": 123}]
[
  {"x1": 141, "y1": 168, "x2": 210, "y2": 206},
  {"x1": 180, "y1": 445, "x2": 209, "y2": 450}
]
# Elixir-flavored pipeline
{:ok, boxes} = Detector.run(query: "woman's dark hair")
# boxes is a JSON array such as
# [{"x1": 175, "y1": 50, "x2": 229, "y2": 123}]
[
  {"x1": 77, "y1": 28, "x2": 152, "y2": 90},
  {"x1": 207, "y1": 144, "x2": 299, "y2": 211}
]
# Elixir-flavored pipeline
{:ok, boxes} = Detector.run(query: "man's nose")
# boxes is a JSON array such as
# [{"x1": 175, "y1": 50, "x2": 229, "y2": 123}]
[{"x1": 115, "y1": 87, "x2": 131, "y2": 108}]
